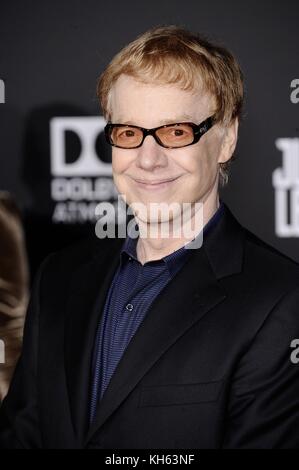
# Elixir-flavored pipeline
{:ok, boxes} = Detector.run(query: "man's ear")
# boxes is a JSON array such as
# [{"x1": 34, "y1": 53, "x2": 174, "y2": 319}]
[{"x1": 217, "y1": 118, "x2": 239, "y2": 164}]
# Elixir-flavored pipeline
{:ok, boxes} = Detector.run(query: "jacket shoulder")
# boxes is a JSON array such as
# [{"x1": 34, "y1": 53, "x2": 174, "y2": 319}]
[
  {"x1": 242, "y1": 227, "x2": 299, "y2": 288},
  {"x1": 37, "y1": 235, "x2": 123, "y2": 281}
]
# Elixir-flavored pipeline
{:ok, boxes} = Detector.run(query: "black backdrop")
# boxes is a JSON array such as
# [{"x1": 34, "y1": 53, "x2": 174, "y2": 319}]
[{"x1": 0, "y1": 0, "x2": 299, "y2": 279}]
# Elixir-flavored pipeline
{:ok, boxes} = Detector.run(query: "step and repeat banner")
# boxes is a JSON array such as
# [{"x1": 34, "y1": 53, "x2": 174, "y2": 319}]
[{"x1": 0, "y1": 0, "x2": 298, "y2": 277}]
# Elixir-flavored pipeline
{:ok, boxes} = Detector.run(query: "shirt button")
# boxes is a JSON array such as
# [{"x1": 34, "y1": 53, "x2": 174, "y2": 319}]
[
  {"x1": 128, "y1": 257, "x2": 132, "y2": 261},
  {"x1": 125, "y1": 303, "x2": 134, "y2": 312}
]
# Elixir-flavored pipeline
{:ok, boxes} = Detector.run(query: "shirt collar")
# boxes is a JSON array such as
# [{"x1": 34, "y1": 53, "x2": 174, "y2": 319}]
[{"x1": 120, "y1": 199, "x2": 225, "y2": 276}]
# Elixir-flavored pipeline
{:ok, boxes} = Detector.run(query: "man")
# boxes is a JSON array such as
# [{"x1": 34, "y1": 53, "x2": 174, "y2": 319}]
[{"x1": 0, "y1": 25, "x2": 299, "y2": 449}]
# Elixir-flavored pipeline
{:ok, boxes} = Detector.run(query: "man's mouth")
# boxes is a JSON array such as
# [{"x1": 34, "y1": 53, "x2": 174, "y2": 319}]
[{"x1": 130, "y1": 175, "x2": 181, "y2": 190}]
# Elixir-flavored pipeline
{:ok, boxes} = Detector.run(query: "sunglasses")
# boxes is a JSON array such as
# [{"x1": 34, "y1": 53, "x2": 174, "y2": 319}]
[{"x1": 104, "y1": 115, "x2": 215, "y2": 149}]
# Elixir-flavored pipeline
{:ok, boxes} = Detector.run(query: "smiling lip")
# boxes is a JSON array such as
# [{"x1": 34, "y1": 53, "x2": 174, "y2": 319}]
[{"x1": 131, "y1": 176, "x2": 181, "y2": 189}]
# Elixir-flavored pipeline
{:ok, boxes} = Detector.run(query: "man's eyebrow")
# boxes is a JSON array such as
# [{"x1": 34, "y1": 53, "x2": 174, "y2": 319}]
[
  {"x1": 113, "y1": 115, "x2": 196, "y2": 126},
  {"x1": 158, "y1": 116, "x2": 196, "y2": 125}
]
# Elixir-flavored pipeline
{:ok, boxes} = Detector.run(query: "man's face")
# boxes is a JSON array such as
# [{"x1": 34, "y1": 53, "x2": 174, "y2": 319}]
[{"x1": 109, "y1": 74, "x2": 234, "y2": 223}]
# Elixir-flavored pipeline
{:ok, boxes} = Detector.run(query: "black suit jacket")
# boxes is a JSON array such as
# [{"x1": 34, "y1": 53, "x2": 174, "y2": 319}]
[{"x1": 1, "y1": 203, "x2": 299, "y2": 449}]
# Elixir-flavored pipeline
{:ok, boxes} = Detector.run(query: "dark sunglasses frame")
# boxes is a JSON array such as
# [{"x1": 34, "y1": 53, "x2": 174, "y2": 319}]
[{"x1": 104, "y1": 115, "x2": 216, "y2": 149}]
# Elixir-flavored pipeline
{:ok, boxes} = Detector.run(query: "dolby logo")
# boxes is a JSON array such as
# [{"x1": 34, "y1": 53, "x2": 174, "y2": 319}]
[
  {"x1": 50, "y1": 116, "x2": 112, "y2": 176},
  {"x1": 49, "y1": 116, "x2": 117, "y2": 224}
]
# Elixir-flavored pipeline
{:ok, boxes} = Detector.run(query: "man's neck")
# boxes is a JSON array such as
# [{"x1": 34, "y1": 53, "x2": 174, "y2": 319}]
[{"x1": 135, "y1": 194, "x2": 220, "y2": 265}]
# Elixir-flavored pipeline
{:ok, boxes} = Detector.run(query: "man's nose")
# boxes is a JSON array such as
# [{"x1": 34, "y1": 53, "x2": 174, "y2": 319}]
[{"x1": 135, "y1": 135, "x2": 167, "y2": 170}]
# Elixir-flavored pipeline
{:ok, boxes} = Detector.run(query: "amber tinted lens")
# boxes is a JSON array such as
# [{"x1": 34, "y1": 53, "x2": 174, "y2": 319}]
[
  {"x1": 156, "y1": 123, "x2": 195, "y2": 147},
  {"x1": 110, "y1": 126, "x2": 143, "y2": 148}
]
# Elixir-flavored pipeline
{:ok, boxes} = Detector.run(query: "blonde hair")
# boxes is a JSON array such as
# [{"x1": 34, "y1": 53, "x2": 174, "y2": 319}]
[{"x1": 97, "y1": 25, "x2": 244, "y2": 186}]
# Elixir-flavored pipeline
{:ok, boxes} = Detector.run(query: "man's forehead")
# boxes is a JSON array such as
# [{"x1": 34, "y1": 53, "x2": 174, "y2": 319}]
[
  {"x1": 110, "y1": 74, "x2": 210, "y2": 103},
  {"x1": 108, "y1": 75, "x2": 215, "y2": 122}
]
